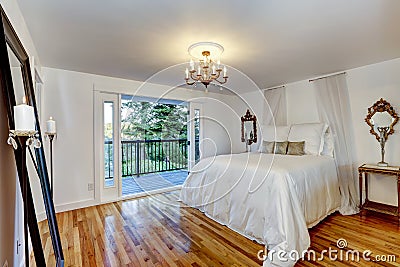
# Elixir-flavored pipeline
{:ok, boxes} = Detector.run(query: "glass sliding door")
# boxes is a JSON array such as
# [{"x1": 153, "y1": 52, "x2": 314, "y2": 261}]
[
  {"x1": 95, "y1": 92, "x2": 193, "y2": 200},
  {"x1": 94, "y1": 92, "x2": 120, "y2": 202}
]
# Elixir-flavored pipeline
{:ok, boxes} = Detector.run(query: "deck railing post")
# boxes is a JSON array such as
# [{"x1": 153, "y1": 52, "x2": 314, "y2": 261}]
[{"x1": 136, "y1": 140, "x2": 140, "y2": 177}]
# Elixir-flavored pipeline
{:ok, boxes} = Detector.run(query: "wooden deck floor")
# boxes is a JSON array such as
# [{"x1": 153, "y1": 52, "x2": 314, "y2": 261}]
[
  {"x1": 31, "y1": 191, "x2": 400, "y2": 266},
  {"x1": 121, "y1": 170, "x2": 188, "y2": 196}
]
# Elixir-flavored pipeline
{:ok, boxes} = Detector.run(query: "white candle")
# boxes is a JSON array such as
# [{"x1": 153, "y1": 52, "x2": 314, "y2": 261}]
[
  {"x1": 14, "y1": 101, "x2": 35, "y2": 131},
  {"x1": 46, "y1": 117, "x2": 56, "y2": 134},
  {"x1": 185, "y1": 68, "x2": 189, "y2": 79},
  {"x1": 212, "y1": 65, "x2": 216, "y2": 74},
  {"x1": 217, "y1": 60, "x2": 221, "y2": 69},
  {"x1": 197, "y1": 66, "x2": 201, "y2": 75},
  {"x1": 190, "y1": 59, "x2": 194, "y2": 70},
  {"x1": 223, "y1": 66, "x2": 227, "y2": 77}
]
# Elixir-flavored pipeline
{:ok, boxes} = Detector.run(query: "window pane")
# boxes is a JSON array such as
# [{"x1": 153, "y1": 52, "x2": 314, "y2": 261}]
[{"x1": 104, "y1": 101, "x2": 114, "y2": 187}]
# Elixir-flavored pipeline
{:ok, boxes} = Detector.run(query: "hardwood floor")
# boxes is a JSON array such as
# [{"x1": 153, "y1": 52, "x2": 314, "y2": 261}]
[{"x1": 31, "y1": 191, "x2": 400, "y2": 266}]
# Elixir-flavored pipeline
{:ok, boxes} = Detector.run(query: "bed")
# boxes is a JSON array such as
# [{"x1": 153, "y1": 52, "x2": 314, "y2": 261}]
[{"x1": 180, "y1": 151, "x2": 341, "y2": 267}]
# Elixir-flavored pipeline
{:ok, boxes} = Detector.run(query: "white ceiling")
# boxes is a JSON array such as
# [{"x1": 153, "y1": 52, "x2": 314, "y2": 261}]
[{"x1": 16, "y1": 0, "x2": 400, "y2": 91}]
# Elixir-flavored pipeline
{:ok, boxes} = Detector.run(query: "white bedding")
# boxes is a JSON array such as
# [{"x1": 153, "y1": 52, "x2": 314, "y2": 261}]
[{"x1": 180, "y1": 152, "x2": 341, "y2": 267}]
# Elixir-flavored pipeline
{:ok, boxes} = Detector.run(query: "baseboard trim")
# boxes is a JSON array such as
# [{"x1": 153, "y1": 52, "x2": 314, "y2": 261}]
[
  {"x1": 36, "y1": 186, "x2": 183, "y2": 221},
  {"x1": 56, "y1": 198, "x2": 97, "y2": 213},
  {"x1": 36, "y1": 212, "x2": 47, "y2": 222},
  {"x1": 37, "y1": 198, "x2": 97, "y2": 222}
]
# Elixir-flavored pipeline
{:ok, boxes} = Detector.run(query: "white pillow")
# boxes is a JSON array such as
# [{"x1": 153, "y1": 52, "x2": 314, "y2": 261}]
[
  {"x1": 321, "y1": 127, "x2": 334, "y2": 157},
  {"x1": 288, "y1": 123, "x2": 328, "y2": 155},
  {"x1": 260, "y1": 125, "x2": 290, "y2": 142}
]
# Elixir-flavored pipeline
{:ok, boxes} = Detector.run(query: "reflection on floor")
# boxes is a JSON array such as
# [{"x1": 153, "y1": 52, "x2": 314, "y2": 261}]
[
  {"x1": 104, "y1": 170, "x2": 188, "y2": 196},
  {"x1": 31, "y1": 190, "x2": 400, "y2": 266}
]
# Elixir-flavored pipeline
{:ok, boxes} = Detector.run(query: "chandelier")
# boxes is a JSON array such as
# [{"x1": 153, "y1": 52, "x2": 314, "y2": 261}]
[{"x1": 185, "y1": 42, "x2": 228, "y2": 88}]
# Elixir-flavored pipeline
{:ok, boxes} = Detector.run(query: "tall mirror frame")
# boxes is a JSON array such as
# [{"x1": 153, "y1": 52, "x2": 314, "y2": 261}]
[
  {"x1": 0, "y1": 5, "x2": 64, "y2": 267},
  {"x1": 241, "y1": 109, "x2": 257, "y2": 145}
]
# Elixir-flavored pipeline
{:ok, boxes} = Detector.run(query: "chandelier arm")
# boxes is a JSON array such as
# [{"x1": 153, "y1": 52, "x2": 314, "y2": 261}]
[
  {"x1": 189, "y1": 72, "x2": 201, "y2": 81},
  {"x1": 210, "y1": 70, "x2": 221, "y2": 79},
  {"x1": 213, "y1": 77, "x2": 228, "y2": 85},
  {"x1": 185, "y1": 80, "x2": 195, "y2": 86}
]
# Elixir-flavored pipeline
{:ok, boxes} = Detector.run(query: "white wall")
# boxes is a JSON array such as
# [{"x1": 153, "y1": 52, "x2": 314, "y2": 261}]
[
  {"x1": 0, "y1": 0, "x2": 41, "y2": 74},
  {"x1": 347, "y1": 59, "x2": 400, "y2": 205},
  {"x1": 0, "y1": 1, "x2": 41, "y2": 266},
  {"x1": 42, "y1": 67, "x2": 244, "y2": 212},
  {"x1": 201, "y1": 97, "x2": 242, "y2": 157},
  {"x1": 233, "y1": 90, "x2": 266, "y2": 151},
  {"x1": 285, "y1": 58, "x2": 400, "y2": 206}
]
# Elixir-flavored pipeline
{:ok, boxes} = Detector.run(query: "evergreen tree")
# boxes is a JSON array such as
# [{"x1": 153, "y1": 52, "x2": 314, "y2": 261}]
[{"x1": 121, "y1": 100, "x2": 187, "y2": 140}]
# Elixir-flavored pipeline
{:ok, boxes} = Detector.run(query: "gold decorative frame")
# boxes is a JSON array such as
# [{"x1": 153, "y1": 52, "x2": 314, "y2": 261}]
[{"x1": 365, "y1": 98, "x2": 399, "y2": 141}]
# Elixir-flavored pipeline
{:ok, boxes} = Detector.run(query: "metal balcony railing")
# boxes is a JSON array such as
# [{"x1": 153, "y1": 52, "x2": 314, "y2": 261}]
[{"x1": 104, "y1": 139, "x2": 188, "y2": 178}]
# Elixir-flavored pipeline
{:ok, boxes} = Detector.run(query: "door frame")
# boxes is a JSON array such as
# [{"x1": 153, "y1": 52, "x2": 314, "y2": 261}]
[
  {"x1": 94, "y1": 91, "x2": 121, "y2": 203},
  {"x1": 188, "y1": 102, "x2": 203, "y2": 171}
]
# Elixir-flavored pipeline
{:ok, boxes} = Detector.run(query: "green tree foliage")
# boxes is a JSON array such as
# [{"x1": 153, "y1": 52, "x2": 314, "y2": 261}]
[{"x1": 121, "y1": 100, "x2": 188, "y2": 140}]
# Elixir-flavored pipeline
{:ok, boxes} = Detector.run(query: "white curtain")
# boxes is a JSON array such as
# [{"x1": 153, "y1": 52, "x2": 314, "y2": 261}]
[
  {"x1": 312, "y1": 74, "x2": 359, "y2": 215},
  {"x1": 263, "y1": 87, "x2": 287, "y2": 126}
]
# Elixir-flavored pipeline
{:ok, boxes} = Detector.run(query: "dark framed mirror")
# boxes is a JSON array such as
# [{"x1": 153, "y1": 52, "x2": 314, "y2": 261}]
[
  {"x1": 241, "y1": 109, "x2": 257, "y2": 145},
  {"x1": 0, "y1": 5, "x2": 64, "y2": 267}
]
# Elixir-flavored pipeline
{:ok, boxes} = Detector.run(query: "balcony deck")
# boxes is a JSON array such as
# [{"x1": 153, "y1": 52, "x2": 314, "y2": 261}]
[
  {"x1": 105, "y1": 170, "x2": 188, "y2": 196},
  {"x1": 104, "y1": 138, "x2": 190, "y2": 196},
  {"x1": 119, "y1": 170, "x2": 188, "y2": 196}
]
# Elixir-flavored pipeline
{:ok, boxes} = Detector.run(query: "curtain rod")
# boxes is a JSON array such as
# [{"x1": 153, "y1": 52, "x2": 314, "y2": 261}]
[
  {"x1": 309, "y1": 72, "x2": 346, "y2": 82},
  {"x1": 263, "y1": 85, "x2": 286, "y2": 91}
]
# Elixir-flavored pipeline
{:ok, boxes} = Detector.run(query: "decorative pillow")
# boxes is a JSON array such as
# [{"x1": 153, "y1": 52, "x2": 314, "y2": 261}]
[
  {"x1": 274, "y1": 141, "x2": 288, "y2": 155},
  {"x1": 288, "y1": 123, "x2": 328, "y2": 155},
  {"x1": 259, "y1": 141, "x2": 275, "y2": 154},
  {"x1": 321, "y1": 127, "x2": 334, "y2": 157},
  {"x1": 258, "y1": 125, "x2": 290, "y2": 152},
  {"x1": 287, "y1": 141, "x2": 305, "y2": 156},
  {"x1": 260, "y1": 125, "x2": 290, "y2": 142}
]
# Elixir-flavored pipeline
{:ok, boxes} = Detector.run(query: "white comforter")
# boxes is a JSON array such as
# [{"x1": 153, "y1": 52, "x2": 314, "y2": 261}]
[{"x1": 180, "y1": 152, "x2": 341, "y2": 267}]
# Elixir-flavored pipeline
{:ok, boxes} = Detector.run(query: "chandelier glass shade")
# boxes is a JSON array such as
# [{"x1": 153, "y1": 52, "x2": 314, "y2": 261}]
[{"x1": 185, "y1": 42, "x2": 228, "y2": 88}]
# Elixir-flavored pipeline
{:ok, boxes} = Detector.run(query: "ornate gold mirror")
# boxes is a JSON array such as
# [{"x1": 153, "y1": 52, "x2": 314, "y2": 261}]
[
  {"x1": 365, "y1": 98, "x2": 398, "y2": 141},
  {"x1": 241, "y1": 109, "x2": 257, "y2": 146},
  {"x1": 365, "y1": 98, "x2": 399, "y2": 166}
]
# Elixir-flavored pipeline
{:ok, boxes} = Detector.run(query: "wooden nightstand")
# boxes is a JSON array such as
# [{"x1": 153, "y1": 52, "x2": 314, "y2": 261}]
[{"x1": 358, "y1": 164, "x2": 400, "y2": 221}]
